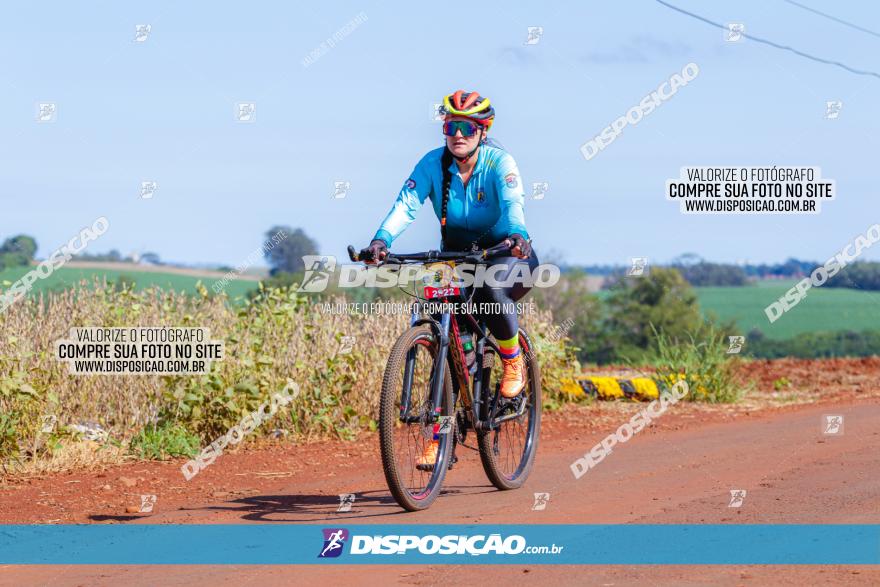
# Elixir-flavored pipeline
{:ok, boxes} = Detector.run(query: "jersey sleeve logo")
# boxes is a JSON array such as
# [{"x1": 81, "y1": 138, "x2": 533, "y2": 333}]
[
  {"x1": 405, "y1": 178, "x2": 416, "y2": 190},
  {"x1": 504, "y1": 173, "x2": 519, "y2": 189}
]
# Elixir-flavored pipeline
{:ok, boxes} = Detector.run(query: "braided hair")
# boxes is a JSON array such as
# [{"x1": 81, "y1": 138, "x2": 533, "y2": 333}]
[{"x1": 440, "y1": 147, "x2": 454, "y2": 250}]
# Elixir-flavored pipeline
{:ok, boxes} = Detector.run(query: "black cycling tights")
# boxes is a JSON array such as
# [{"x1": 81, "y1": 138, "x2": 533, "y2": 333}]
[{"x1": 469, "y1": 249, "x2": 539, "y2": 341}]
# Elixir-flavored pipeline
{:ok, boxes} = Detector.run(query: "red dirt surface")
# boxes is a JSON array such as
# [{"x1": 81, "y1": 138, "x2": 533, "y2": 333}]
[{"x1": 2, "y1": 358, "x2": 879, "y2": 585}]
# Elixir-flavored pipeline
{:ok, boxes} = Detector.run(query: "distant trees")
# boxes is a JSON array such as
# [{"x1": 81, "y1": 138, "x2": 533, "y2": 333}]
[
  {"x1": 140, "y1": 252, "x2": 161, "y2": 265},
  {"x1": 671, "y1": 260, "x2": 748, "y2": 286},
  {"x1": 0, "y1": 235, "x2": 37, "y2": 270},
  {"x1": 263, "y1": 226, "x2": 318, "y2": 276},
  {"x1": 743, "y1": 258, "x2": 815, "y2": 279},
  {"x1": 533, "y1": 267, "x2": 716, "y2": 364},
  {"x1": 598, "y1": 267, "x2": 706, "y2": 362},
  {"x1": 825, "y1": 262, "x2": 880, "y2": 291}
]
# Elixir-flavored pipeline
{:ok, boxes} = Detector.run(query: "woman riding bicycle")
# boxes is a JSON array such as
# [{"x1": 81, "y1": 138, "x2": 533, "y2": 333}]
[{"x1": 361, "y1": 89, "x2": 539, "y2": 419}]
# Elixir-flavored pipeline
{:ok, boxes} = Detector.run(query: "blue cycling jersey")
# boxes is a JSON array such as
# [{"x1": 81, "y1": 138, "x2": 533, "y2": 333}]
[{"x1": 373, "y1": 145, "x2": 530, "y2": 249}]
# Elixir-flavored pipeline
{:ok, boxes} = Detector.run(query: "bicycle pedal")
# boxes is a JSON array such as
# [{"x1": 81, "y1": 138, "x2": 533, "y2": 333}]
[{"x1": 415, "y1": 454, "x2": 458, "y2": 472}]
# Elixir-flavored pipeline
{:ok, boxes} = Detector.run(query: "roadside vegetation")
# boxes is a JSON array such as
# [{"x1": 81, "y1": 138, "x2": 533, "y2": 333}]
[{"x1": 1, "y1": 225, "x2": 871, "y2": 474}]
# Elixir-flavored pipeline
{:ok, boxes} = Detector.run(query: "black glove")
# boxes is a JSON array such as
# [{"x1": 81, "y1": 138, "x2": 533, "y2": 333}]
[
  {"x1": 509, "y1": 233, "x2": 531, "y2": 259},
  {"x1": 360, "y1": 239, "x2": 388, "y2": 263}
]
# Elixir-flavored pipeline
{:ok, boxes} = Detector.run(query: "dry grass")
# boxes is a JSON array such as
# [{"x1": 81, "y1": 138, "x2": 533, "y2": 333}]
[
  {"x1": 0, "y1": 279, "x2": 579, "y2": 472},
  {"x1": 5, "y1": 440, "x2": 128, "y2": 476}
]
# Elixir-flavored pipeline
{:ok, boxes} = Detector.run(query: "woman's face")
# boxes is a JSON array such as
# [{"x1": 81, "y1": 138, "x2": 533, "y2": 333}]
[{"x1": 445, "y1": 116, "x2": 484, "y2": 159}]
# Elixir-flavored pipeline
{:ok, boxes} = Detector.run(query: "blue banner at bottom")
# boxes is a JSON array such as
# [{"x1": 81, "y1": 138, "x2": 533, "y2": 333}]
[{"x1": 1, "y1": 524, "x2": 878, "y2": 564}]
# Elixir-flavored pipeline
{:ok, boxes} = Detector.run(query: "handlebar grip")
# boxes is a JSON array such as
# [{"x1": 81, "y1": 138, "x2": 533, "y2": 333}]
[{"x1": 483, "y1": 238, "x2": 514, "y2": 257}]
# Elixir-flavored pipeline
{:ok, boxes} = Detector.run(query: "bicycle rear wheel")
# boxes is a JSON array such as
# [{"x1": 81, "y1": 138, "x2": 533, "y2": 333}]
[
  {"x1": 379, "y1": 324, "x2": 455, "y2": 511},
  {"x1": 477, "y1": 328, "x2": 541, "y2": 490}
]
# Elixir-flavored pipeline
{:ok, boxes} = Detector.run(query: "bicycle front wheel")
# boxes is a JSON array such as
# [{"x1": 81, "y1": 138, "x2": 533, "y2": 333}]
[{"x1": 379, "y1": 324, "x2": 454, "y2": 511}]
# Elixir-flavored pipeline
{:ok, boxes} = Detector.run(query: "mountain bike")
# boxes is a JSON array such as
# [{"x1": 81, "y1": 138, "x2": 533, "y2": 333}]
[{"x1": 347, "y1": 240, "x2": 541, "y2": 511}]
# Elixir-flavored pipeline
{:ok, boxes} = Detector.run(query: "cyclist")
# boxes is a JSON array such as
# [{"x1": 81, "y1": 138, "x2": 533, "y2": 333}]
[{"x1": 360, "y1": 90, "x2": 538, "y2": 465}]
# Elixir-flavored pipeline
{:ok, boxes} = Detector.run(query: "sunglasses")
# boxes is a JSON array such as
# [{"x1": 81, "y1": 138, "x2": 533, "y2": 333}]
[{"x1": 443, "y1": 120, "x2": 481, "y2": 137}]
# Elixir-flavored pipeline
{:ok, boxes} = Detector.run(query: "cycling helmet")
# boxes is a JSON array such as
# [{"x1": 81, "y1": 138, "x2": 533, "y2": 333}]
[{"x1": 441, "y1": 90, "x2": 495, "y2": 130}]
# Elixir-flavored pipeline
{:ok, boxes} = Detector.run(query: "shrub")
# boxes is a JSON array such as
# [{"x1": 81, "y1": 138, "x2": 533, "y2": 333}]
[
  {"x1": 129, "y1": 423, "x2": 200, "y2": 460},
  {"x1": 648, "y1": 324, "x2": 745, "y2": 403}
]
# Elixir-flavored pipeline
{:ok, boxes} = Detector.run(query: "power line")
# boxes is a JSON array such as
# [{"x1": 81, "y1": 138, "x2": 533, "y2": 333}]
[
  {"x1": 654, "y1": 0, "x2": 880, "y2": 80},
  {"x1": 783, "y1": 0, "x2": 880, "y2": 40}
]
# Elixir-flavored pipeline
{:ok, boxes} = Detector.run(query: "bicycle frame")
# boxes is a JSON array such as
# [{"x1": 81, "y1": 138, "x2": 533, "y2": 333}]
[
  {"x1": 406, "y1": 299, "x2": 521, "y2": 434},
  {"x1": 348, "y1": 239, "x2": 528, "y2": 434}
]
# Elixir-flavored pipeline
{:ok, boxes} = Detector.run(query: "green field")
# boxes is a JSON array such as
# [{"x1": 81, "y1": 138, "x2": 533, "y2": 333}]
[
  {"x1": 696, "y1": 280, "x2": 880, "y2": 339},
  {"x1": 0, "y1": 266, "x2": 258, "y2": 300}
]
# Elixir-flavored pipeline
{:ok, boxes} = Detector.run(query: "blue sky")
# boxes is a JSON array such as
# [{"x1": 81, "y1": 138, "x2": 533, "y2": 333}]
[{"x1": 1, "y1": 0, "x2": 878, "y2": 266}]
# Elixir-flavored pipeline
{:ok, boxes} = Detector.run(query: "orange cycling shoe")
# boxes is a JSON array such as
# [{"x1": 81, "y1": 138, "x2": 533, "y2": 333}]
[
  {"x1": 416, "y1": 440, "x2": 439, "y2": 470},
  {"x1": 500, "y1": 354, "x2": 527, "y2": 398}
]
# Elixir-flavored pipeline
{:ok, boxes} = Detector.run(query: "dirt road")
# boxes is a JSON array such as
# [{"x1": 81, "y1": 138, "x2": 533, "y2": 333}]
[{"x1": 2, "y1": 359, "x2": 879, "y2": 585}]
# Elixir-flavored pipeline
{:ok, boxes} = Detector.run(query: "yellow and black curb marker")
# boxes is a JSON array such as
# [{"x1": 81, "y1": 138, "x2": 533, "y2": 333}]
[{"x1": 560, "y1": 376, "x2": 660, "y2": 401}]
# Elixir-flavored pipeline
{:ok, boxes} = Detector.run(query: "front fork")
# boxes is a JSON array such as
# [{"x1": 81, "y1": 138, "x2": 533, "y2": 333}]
[
  {"x1": 428, "y1": 314, "x2": 451, "y2": 438},
  {"x1": 400, "y1": 308, "x2": 451, "y2": 442}
]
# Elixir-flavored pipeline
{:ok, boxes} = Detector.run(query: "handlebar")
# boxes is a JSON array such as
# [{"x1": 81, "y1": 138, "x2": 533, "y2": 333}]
[{"x1": 347, "y1": 239, "x2": 518, "y2": 265}]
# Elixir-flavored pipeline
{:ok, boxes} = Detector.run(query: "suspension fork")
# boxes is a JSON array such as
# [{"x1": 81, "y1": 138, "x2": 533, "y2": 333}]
[
  {"x1": 400, "y1": 303, "x2": 430, "y2": 420},
  {"x1": 428, "y1": 313, "x2": 451, "y2": 421}
]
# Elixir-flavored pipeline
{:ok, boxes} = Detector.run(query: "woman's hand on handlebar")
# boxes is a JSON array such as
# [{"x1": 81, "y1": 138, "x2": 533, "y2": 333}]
[
  {"x1": 360, "y1": 239, "x2": 388, "y2": 264},
  {"x1": 508, "y1": 233, "x2": 531, "y2": 259}
]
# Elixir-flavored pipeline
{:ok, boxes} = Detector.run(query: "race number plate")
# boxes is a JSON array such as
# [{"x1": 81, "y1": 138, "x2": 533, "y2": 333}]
[{"x1": 423, "y1": 286, "x2": 460, "y2": 299}]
